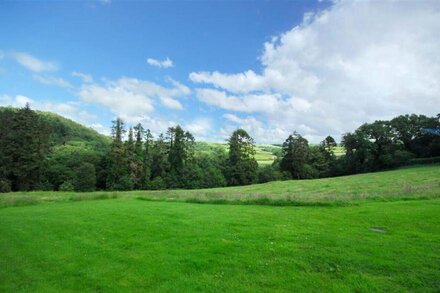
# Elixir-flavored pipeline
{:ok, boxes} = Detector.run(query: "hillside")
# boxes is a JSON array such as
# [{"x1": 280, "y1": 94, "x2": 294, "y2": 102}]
[
  {"x1": 2, "y1": 164, "x2": 438, "y2": 208},
  {"x1": 0, "y1": 106, "x2": 110, "y2": 150}
]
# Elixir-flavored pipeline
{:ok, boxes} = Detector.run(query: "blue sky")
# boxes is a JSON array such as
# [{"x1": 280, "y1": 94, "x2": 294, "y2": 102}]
[{"x1": 1, "y1": 0, "x2": 439, "y2": 143}]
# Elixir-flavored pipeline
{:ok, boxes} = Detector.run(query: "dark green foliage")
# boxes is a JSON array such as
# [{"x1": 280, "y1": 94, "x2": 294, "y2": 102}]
[
  {"x1": 257, "y1": 165, "x2": 282, "y2": 183},
  {"x1": 0, "y1": 105, "x2": 50, "y2": 191},
  {"x1": 390, "y1": 114, "x2": 440, "y2": 157},
  {"x1": 188, "y1": 153, "x2": 227, "y2": 188},
  {"x1": 166, "y1": 125, "x2": 195, "y2": 188},
  {"x1": 151, "y1": 134, "x2": 170, "y2": 180},
  {"x1": 341, "y1": 119, "x2": 421, "y2": 174},
  {"x1": 46, "y1": 142, "x2": 103, "y2": 190},
  {"x1": 149, "y1": 176, "x2": 166, "y2": 190},
  {"x1": 74, "y1": 163, "x2": 96, "y2": 192},
  {"x1": 59, "y1": 180, "x2": 74, "y2": 192},
  {"x1": 0, "y1": 179, "x2": 11, "y2": 193},
  {"x1": 1, "y1": 105, "x2": 438, "y2": 192},
  {"x1": 280, "y1": 132, "x2": 310, "y2": 179},
  {"x1": 226, "y1": 129, "x2": 258, "y2": 186},
  {"x1": 106, "y1": 118, "x2": 132, "y2": 190}
]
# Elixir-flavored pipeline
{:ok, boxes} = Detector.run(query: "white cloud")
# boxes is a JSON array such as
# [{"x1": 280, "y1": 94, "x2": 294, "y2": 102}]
[
  {"x1": 184, "y1": 118, "x2": 213, "y2": 141},
  {"x1": 15, "y1": 95, "x2": 34, "y2": 107},
  {"x1": 147, "y1": 57, "x2": 174, "y2": 69},
  {"x1": 9, "y1": 51, "x2": 57, "y2": 72},
  {"x1": 78, "y1": 77, "x2": 190, "y2": 124},
  {"x1": 33, "y1": 75, "x2": 73, "y2": 88},
  {"x1": 160, "y1": 96, "x2": 183, "y2": 110},
  {"x1": 191, "y1": 0, "x2": 440, "y2": 143},
  {"x1": 72, "y1": 71, "x2": 93, "y2": 83}
]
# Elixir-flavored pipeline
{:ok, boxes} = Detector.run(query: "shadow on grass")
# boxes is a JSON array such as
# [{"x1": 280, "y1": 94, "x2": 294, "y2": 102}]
[
  {"x1": 135, "y1": 196, "x2": 353, "y2": 207},
  {"x1": 70, "y1": 193, "x2": 118, "y2": 202}
]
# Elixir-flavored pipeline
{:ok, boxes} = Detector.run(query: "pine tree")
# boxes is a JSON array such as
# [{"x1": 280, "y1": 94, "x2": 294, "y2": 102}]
[
  {"x1": 142, "y1": 129, "x2": 153, "y2": 188},
  {"x1": 131, "y1": 123, "x2": 145, "y2": 189},
  {"x1": 166, "y1": 125, "x2": 195, "y2": 187},
  {"x1": 4, "y1": 104, "x2": 50, "y2": 191},
  {"x1": 106, "y1": 118, "x2": 132, "y2": 190}
]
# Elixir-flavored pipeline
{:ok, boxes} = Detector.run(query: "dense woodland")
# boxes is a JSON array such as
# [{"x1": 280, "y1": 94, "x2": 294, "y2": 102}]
[{"x1": 0, "y1": 105, "x2": 439, "y2": 192}]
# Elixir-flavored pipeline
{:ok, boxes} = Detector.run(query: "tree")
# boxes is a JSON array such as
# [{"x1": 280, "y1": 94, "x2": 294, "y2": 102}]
[
  {"x1": 390, "y1": 114, "x2": 440, "y2": 157},
  {"x1": 106, "y1": 118, "x2": 132, "y2": 190},
  {"x1": 142, "y1": 129, "x2": 154, "y2": 188},
  {"x1": 280, "y1": 132, "x2": 309, "y2": 179},
  {"x1": 166, "y1": 125, "x2": 195, "y2": 188},
  {"x1": 131, "y1": 124, "x2": 145, "y2": 189},
  {"x1": 226, "y1": 129, "x2": 258, "y2": 186},
  {"x1": 0, "y1": 104, "x2": 50, "y2": 191},
  {"x1": 73, "y1": 162, "x2": 96, "y2": 192},
  {"x1": 151, "y1": 134, "x2": 170, "y2": 180}
]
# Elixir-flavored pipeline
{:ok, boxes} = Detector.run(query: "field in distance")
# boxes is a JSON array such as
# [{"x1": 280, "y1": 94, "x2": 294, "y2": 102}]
[{"x1": 195, "y1": 141, "x2": 345, "y2": 165}]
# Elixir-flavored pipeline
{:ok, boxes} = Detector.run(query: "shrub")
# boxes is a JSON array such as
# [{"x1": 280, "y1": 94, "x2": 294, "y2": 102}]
[
  {"x1": 0, "y1": 179, "x2": 11, "y2": 193},
  {"x1": 149, "y1": 176, "x2": 166, "y2": 190},
  {"x1": 59, "y1": 180, "x2": 74, "y2": 191}
]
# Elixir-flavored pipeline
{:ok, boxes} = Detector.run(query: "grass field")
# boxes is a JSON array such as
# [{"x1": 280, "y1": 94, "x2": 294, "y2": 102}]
[
  {"x1": 195, "y1": 142, "x2": 279, "y2": 165},
  {"x1": 1, "y1": 165, "x2": 439, "y2": 292}
]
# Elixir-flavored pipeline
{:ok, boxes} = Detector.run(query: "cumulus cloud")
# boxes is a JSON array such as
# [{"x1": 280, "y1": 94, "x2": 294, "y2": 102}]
[
  {"x1": 147, "y1": 57, "x2": 174, "y2": 69},
  {"x1": 78, "y1": 77, "x2": 190, "y2": 123},
  {"x1": 191, "y1": 0, "x2": 440, "y2": 142},
  {"x1": 184, "y1": 118, "x2": 213, "y2": 141},
  {"x1": 9, "y1": 51, "x2": 57, "y2": 72},
  {"x1": 72, "y1": 71, "x2": 93, "y2": 83},
  {"x1": 33, "y1": 75, "x2": 73, "y2": 88}
]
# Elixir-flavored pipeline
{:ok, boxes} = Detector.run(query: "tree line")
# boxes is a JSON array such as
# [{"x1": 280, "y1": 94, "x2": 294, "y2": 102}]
[{"x1": 0, "y1": 105, "x2": 438, "y2": 192}]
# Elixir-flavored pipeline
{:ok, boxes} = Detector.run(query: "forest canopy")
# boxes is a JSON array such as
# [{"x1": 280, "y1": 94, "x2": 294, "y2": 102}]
[{"x1": 0, "y1": 105, "x2": 439, "y2": 192}]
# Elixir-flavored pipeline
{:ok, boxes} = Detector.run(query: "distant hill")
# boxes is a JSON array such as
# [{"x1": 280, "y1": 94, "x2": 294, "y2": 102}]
[{"x1": 0, "y1": 107, "x2": 110, "y2": 151}]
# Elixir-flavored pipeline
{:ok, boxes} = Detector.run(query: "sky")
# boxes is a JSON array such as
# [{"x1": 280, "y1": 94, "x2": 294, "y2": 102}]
[{"x1": 0, "y1": 0, "x2": 439, "y2": 143}]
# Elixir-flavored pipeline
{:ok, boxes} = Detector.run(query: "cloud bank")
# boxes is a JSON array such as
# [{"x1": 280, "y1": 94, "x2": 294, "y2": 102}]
[{"x1": 191, "y1": 0, "x2": 440, "y2": 142}]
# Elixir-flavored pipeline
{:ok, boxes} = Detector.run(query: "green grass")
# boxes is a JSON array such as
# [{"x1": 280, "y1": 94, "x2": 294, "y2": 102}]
[
  {"x1": 1, "y1": 198, "x2": 439, "y2": 292},
  {"x1": 1, "y1": 165, "x2": 439, "y2": 291},
  {"x1": 2, "y1": 165, "x2": 439, "y2": 208}
]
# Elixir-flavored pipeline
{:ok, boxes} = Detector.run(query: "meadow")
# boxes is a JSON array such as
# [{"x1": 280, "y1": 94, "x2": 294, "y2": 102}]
[{"x1": 1, "y1": 165, "x2": 439, "y2": 292}]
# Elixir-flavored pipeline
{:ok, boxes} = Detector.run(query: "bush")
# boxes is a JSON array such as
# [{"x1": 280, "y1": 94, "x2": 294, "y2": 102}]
[
  {"x1": 0, "y1": 179, "x2": 11, "y2": 193},
  {"x1": 59, "y1": 180, "x2": 74, "y2": 191},
  {"x1": 257, "y1": 165, "x2": 283, "y2": 183},
  {"x1": 149, "y1": 176, "x2": 166, "y2": 190}
]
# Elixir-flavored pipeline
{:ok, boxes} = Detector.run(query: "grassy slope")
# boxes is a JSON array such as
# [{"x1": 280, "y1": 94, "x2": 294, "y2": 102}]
[
  {"x1": 1, "y1": 165, "x2": 439, "y2": 291},
  {"x1": 0, "y1": 199, "x2": 439, "y2": 292},
  {"x1": 2, "y1": 165, "x2": 439, "y2": 208}
]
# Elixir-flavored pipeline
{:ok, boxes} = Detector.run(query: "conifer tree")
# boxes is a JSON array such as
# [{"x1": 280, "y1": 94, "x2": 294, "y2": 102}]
[{"x1": 107, "y1": 118, "x2": 132, "y2": 190}]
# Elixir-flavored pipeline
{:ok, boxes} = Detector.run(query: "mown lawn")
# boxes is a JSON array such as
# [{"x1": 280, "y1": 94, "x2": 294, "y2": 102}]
[{"x1": 1, "y1": 198, "x2": 439, "y2": 292}]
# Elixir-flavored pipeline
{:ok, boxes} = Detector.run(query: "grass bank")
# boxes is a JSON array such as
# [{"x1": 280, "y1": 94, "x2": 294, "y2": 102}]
[{"x1": 1, "y1": 165, "x2": 439, "y2": 208}]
